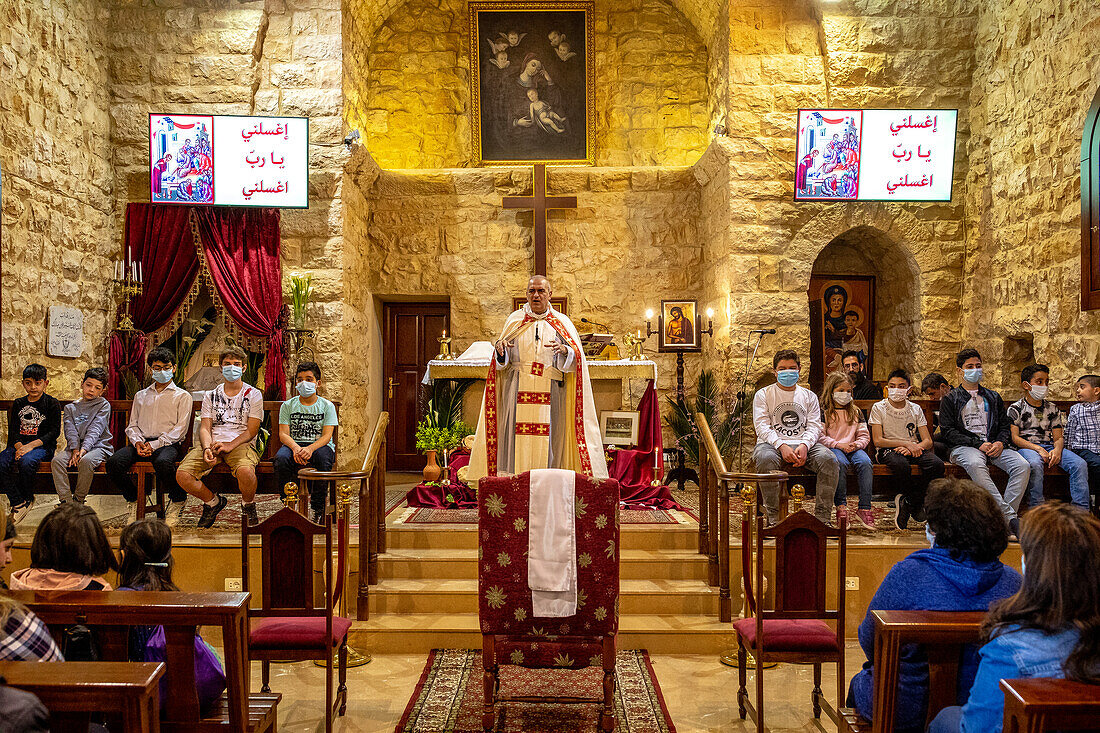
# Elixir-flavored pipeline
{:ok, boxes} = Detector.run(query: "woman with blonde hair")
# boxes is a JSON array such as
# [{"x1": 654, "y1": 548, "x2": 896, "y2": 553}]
[{"x1": 818, "y1": 371, "x2": 875, "y2": 529}]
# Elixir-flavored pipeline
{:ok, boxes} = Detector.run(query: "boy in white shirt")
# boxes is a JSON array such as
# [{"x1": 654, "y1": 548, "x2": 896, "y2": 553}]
[
  {"x1": 752, "y1": 349, "x2": 839, "y2": 525},
  {"x1": 105, "y1": 347, "x2": 193, "y2": 526},
  {"x1": 868, "y1": 368, "x2": 945, "y2": 530},
  {"x1": 176, "y1": 345, "x2": 264, "y2": 527}
]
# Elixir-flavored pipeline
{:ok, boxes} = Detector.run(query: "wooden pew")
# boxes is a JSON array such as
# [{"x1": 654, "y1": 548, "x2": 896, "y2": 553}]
[
  {"x1": 1000, "y1": 678, "x2": 1100, "y2": 733},
  {"x1": 838, "y1": 609, "x2": 986, "y2": 733},
  {"x1": 0, "y1": 398, "x2": 340, "y2": 520},
  {"x1": 0, "y1": 660, "x2": 164, "y2": 732},
  {"x1": 11, "y1": 590, "x2": 279, "y2": 733}
]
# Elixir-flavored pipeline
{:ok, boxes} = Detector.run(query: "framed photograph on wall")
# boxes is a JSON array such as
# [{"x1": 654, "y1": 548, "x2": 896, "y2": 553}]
[
  {"x1": 658, "y1": 299, "x2": 701, "y2": 352},
  {"x1": 512, "y1": 296, "x2": 568, "y2": 314},
  {"x1": 468, "y1": 1, "x2": 595, "y2": 166},
  {"x1": 600, "y1": 410, "x2": 640, "y2": 447},
  {"x1": 808, "y1": 274, "x2": 876, "y2": 391}
]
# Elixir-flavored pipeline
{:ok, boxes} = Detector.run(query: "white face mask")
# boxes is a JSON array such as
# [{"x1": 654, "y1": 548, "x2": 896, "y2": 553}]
[
  {"x1": 888, "y1": 387, "x2": 910, "y2": 403},
  {"x1": 1028, "y1": 384, "x2": 1049, "y2": 401},
  {"x1": 832, "y1": 391, "x2": 853, "y2": 406}
]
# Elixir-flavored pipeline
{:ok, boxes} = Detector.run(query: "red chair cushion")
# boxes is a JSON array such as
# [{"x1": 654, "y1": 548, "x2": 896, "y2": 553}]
[
  {"x1": 733, "y1": 618, "x2": 839, "y2": 653},
  {"x1": 250, "y1": 616, "x2": 352, "y2": 651}
]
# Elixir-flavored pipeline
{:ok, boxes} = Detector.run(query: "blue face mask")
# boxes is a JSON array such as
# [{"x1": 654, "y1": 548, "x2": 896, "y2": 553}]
[
  {"x1": 222, "y1": 364, "x2": 244, "y2": 382},
  {"x1": 925, "y1": 526, "x2": 935, "y2": 547},
  {"x1": 776, "y1": 369, "x2": 800, "y2": 388},
  {"x1": 151, "y1": 369, "x2": 174, "y2": 384},
  {"x1": 296, "y1": 380, "x2": 317, "y2": 397},
  {"x1": 963, "y1": 367, "x2": 983, "y2": 384}
]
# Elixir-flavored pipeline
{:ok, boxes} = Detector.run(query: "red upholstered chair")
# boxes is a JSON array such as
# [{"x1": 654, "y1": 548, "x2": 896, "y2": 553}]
[
  {"x1": 734, "y1": 501, "x2": 847, "y2": 732},
  {"x1": 242, "y1": 507, "x2": 351, "y2": 733},
  {"x1": 478, "y1": 471, "x2": 620, "y2": 732}
]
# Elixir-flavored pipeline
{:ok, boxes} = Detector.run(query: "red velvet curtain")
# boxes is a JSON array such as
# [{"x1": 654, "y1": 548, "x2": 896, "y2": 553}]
[
  {"x1": 193, "y1": 207, "x2": 286, "y2": 399},
  {"x1": 108, "y1": 204, "x2": 199, "y2": 398}
]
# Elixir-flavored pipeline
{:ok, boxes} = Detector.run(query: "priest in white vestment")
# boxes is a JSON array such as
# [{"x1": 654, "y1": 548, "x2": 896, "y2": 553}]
[{"x1": 466, "y1": 276, "x2": 608, "y2": 482}]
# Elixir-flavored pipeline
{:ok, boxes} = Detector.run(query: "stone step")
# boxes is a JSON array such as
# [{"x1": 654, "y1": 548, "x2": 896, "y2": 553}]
[
  {"x1": 385, "y1": 522, "x2": 700, "y2": 552},
  {"x1": 367, "y1": 578, "x2": 719, "y2": 615},
  {"x1": 350, "y1": 613, "x2": 735, "y2": 655},
  {"x1": 377, "y1": 548, "x2": 710, "y2": 581}
]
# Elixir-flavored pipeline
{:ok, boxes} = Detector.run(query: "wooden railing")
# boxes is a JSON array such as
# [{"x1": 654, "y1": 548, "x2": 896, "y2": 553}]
[{"x1": 298, "y1": 411, "x2": 389, "y2": 621}]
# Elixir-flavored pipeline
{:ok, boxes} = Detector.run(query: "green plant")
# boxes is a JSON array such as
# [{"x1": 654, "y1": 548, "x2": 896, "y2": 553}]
[
  {"x1": 423, "y1": 379, "x2": 475, "y2": 431},
  {"x1": 288, "y1": 272, "x2": 313, "y2": 326},
  {"x1": 415, "y1": 419, "x2": 474, "y2": 454},
  {"x1": 664, "y1": 370, "x2": 752, "y2": 468},
  {"x1": 166, "y1": 307, "x2": 217, "y2": 377}
]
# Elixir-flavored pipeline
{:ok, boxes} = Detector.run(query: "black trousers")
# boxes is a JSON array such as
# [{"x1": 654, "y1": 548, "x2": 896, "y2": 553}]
[
  {"x1": 878, "y1": 448, "x2": 945, "y2": 510},
  {"x1": 105, "y1": 444, "x2": 186, "y2": 503}
]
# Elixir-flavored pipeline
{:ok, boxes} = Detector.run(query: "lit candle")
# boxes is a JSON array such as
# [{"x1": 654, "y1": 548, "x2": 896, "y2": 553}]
[{"x1": 137, "y1": 261, "x2": 142, "y2": 283}]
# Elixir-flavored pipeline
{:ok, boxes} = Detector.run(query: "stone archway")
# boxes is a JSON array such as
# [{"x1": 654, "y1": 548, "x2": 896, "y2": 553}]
[{"x1": 809, "y1": 225, "x2": 921, "y2": 381}]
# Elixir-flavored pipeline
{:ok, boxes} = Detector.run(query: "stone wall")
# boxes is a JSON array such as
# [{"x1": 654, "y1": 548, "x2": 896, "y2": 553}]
[
  {"x1": 963, "y1": 0, "x2": 1100, "y2": 398},
  {"x1": 0, "y1": 0, "x2": 115, "y2": 397},
  {"x1": 347, "y1": 0, "x2": 710, "y2": 169}
]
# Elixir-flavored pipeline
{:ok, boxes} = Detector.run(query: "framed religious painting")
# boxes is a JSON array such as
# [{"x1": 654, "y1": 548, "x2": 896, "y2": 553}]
[
  {"x1": 808, "y1": 274, "x2": 876, "y2": 391},
  {"x1": 512, "y1": 296, "x2": 567, "y2": 314},
  {"x1": 658, "y1": 299, "x2": 701, "y2": 353},
  {"x1": 468, "y1": 1, "x2": 595, "y2": 166},
  {"x1": 600, "y1": 410, "x2": 640, "y2": 447}
]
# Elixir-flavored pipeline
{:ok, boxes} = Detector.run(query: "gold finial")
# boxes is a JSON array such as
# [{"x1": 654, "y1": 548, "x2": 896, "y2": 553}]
[
  {"x1": 791, "y1": 483, "x2": 805, "y2": 512},
  {"x1": 336, "y1": 482, "x2": 355, "y2": 507},
  {"x1": 740, "y1": 482, "x2": 757, "y2": 508},
  {"x1": 283, "y1": 482, "x2": 300, "y2": 508}
]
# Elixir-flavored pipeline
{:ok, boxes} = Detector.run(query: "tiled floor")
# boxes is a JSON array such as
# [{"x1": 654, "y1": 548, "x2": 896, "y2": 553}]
[{"x1": 252, "y1": 645, "x2": 867, "y2": 732}]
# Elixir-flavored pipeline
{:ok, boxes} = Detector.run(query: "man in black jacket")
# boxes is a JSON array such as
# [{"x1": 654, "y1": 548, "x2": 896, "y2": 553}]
[
  {"x1": 841, "y1": 351, "x2": 883, "y2": 400},
  {"x1": 938, "y1": 348, "x2": 1030, "y2": 538}
]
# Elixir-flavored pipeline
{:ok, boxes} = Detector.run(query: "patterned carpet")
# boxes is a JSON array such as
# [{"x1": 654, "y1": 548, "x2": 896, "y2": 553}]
[
  {"x1": 396, "y1": 649, "x2": 676, "y2": 733},
  {"x1": 100, "y1": 494, "x2": 362, "y2": 534},
  {"x1": 399, "y1": 507, "x2": 682, "y2": 525}
]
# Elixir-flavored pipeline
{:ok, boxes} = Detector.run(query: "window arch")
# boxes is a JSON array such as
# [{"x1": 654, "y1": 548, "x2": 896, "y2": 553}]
[{"x1": 1081, "y1": 85, "x2": 1100, "y2": 310}]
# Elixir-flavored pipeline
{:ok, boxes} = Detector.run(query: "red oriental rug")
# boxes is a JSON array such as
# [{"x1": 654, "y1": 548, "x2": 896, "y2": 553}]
[
  {"x1": 396, "y1": 649, "x2": 676, "y2": 733},
  {"x1": 400, "y1": 507, "x2": 682, "y2": 525}
]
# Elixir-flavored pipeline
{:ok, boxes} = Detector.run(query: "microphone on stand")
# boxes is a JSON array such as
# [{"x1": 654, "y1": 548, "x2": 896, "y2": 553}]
[
  {"x1": 579, "y1": 317, "x2": 612, "y2": 333},
  {"x1": 750, "y1": 328, "x2": 776, "y2": 334}
]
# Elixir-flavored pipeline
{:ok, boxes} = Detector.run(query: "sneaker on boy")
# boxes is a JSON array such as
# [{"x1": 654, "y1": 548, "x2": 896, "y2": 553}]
[{"x1": 0, "y1": 364, "x2": 62, "y2": 519}]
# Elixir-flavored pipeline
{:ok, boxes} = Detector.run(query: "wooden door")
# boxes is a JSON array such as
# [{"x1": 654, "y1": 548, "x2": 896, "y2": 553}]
[{"x1": 383, "y1": 303, "x2": 450, "y2": 471}]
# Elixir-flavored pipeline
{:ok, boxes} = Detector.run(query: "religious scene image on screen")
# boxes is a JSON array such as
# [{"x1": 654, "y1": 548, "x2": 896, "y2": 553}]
[
  {"x1": 795, "y1": 109, "x2": 958, "y2": 202},
  {"x1": 150, "y1": 114, "x2": 215, "y2": 204},
  {"x1": 796, "y1": 111, "x2": 862, "y2": 200}
]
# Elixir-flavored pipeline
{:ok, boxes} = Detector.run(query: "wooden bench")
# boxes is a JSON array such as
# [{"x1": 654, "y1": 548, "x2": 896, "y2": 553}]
[
  {"x1": 0, "y1": 660, "x2": 165, "y2": 732},
  {"x1": 1000, "y1": 677, "x2": 1100, "y2": 732},
  {"x1": 838, "y1": 609, "x2": 986, "y2": 733},
  {"x1": 11, "y1": 589, "x2": 279, "y2": 733},
  {"x1": 0, "y1": 398, "x2": 339, "y2": 520}
]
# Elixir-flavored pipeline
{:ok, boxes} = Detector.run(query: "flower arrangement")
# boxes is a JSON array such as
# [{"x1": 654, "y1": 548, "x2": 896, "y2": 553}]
[{"x1": 289, "y1": 272, "x2": 314, "y2": 329}]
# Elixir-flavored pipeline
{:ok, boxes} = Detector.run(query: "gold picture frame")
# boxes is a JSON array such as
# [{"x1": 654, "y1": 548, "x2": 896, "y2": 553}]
[{"x1": 468, "y1": 1, "x2": 595, "y2": 167}]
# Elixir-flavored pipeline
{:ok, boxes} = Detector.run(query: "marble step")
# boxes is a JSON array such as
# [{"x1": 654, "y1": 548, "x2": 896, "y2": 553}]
[
  {"x1": 385, "y1": 522, "x2": 700, "y2": 552},
  {"x1": 367, "y1": 578, "x2": 719, "y2": 615},
  {"x1": 377, "y1": 548, "x2": 711, "y2": 581},
  {"x1": 350, "y1": 612, "x2": 735, "y2": 655}
]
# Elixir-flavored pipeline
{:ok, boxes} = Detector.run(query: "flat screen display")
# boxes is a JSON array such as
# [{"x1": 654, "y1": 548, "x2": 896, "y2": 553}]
[
  {"x1": 149, "y1": 114, "x2": 309, "y2": 208},
  {"x1": 795, "y1": 109, "x2": 957, "y2": 202}
]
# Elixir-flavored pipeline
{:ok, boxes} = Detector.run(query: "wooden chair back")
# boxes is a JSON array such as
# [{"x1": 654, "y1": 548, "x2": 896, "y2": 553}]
[
  {"x1": 757, "y1": 510, "x2": 846, "y2": 622},
  {"x1": 1000, "y1": 678, "x2": 1100, "y2": 732},
  {"x1": 12, "y1": 590, "x2": 252, "y2": 731},
  {"x1": 242, "y1": 507, "x2": 333, "y2": 619}
]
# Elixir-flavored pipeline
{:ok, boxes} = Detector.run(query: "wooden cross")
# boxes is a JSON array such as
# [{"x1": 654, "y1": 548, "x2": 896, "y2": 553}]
[{"x1": 502, "y1": 164, "x2": 577, "y2": 276}]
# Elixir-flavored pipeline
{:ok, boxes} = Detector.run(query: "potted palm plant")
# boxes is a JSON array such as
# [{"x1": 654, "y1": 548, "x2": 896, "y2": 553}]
[{"x1": 665, "y1": 370, "x2": 753, "y2": 472}]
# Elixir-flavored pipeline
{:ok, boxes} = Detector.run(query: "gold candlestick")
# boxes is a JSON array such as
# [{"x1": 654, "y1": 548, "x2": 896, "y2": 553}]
[
  {"x1": 111, "y1": 262, "x2": 144, "y2": 333},
  {"x1": 435, "y1": 330, "x2": 454, "y2": 360}
]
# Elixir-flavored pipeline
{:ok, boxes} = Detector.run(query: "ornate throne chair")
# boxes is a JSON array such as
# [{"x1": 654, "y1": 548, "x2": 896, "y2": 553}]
[{"x1": 478, "y1": 471, "x2": 620, "y2": 732}]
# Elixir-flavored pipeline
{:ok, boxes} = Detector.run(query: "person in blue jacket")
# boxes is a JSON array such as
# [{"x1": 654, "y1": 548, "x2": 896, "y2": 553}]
[
  {"x1": 847, "y1": 477, "x2": 1022, "y2": 731},
  {"x1": 930, "y1": 502, "x2": 1100, "y2": 733}
]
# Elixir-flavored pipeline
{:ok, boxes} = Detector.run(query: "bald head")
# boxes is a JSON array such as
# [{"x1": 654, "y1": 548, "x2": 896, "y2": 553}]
[{"x1": 526, "y1": 276, "x2": 552, "y2": 314}]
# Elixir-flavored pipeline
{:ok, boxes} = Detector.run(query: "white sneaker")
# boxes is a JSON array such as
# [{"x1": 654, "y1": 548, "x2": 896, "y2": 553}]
[
  {"x1": 12, "y1": 499, "x2": 34, "y2": 524},
  {"x1": 125, "y1": 501, "x2": 138, "y2": 525},
  {"x1": 164, "y1": 500, "x2": 186, "y2": 528}
]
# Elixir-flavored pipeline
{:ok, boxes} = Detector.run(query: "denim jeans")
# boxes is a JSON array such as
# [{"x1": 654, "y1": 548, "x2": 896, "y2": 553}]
[
  {"x1": 1018, "y1": 443, "x2": 1090, "y2": 509},
  {"x1": 273, "y1": 444, "x2": 337, "y2": 514},
  {"x1": 830, "y1": 447, "x2": 873, "y2": 509},
  {"x1": 0, "y1": 445, "x2": 51, "y2": 507},
  {"x1": 752, "y1": 442, "x2": 839, "y2": 522},
  {"x1": 949, "y1": 445, "x2": 1030, "y2": 521},
  {"x1": 1070, "y1": 447, "x2": 1100, "y2": 511}
]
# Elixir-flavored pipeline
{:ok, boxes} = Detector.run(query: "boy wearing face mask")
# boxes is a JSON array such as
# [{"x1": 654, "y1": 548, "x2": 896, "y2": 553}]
[
  {"x1": 869, "y1": 369, "x2": 944, "y2": 530},
  {"x1": 106, "y1": 347, "x2": 193, "y2": 526},
  {"x1": 274, "y1": 362, "x2": 338, "y2": 522},
  {"x1": 938, "y1": 348, "x2": 1030, "y2": 539},
  {"x1": 1008, "y1": 364, "x2": 1089, "y2": 510},
  {"x1": 176, "y1": 345, "x2": 264, "y2": 528},
  {"x1": 752, "y1": 349, "x2": 839, "y2": 526}
]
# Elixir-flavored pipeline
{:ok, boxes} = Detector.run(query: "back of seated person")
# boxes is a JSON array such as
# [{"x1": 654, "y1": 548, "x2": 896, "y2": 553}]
[
  {"x1": 118, "y1": 518, "x2": 226, "y2": 714},
  {"x1": 751, "y1": 349, "x2": 839, "y2": 526},
  {"x1": 929, "y1": 502, "x2": 1100, "y2": 733},
  {"x1": 848, "y1": 478, "x2": 1021, "y2": 732},
  {"x1": 0, "y1": 505, "x2": 62, "y2": 662},
  {"x1": 8, "y1": 503, "x2": 116, "y2": 591}
]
